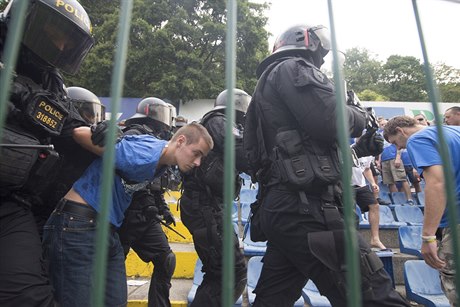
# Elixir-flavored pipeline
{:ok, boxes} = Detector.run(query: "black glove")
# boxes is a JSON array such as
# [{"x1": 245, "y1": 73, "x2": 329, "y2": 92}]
[
  {"x1": 90, "y1": 120, "x2": 123, "y2": 146},
  {"x1": 162, "y1": 210, "x2": 176, "y2": 227},
  {"x1": 352, "y1": 128, "x2": 384, "y2": 158}
]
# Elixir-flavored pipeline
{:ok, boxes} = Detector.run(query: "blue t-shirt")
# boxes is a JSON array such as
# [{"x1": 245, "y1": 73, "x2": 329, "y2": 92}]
[
  {"x1": 380, "y1": 143, "x2": 397, "y2": 161},
  {"x1": 73, "y1": 135, "x2": 168, "y2": 227},
  {"x1": 407, "y1": 126, "x2": 460, "y2": 227},
  {"x1": 400, "y1": 149, "x2": 412, "y2": 166}
]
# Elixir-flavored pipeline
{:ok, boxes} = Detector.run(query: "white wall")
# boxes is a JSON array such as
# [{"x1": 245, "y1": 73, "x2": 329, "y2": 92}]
[{"x1": 177, "y1": 99, "x2": 215, "y2": 122}]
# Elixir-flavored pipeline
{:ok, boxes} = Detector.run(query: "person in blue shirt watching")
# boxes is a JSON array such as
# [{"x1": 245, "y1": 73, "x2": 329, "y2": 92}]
[
  {"x1": 42, "y1": 122, "x2": 213, "y2": 307},
  {"x1": 400, "y1": 148, "x2": 422, "y2": 194},
  {"x1": 378, "y1": 118, "x2": 414, "y2": 205},
  {"x1": 384, "y1": 115, "x2": 460, "y2": 306}
]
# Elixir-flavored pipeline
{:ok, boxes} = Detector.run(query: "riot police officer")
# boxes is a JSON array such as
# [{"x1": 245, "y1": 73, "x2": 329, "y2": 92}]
[
  {"x1": 67, "y1": 86, "x2": 105, "y2": 125},
  {"x1": 34, "y1": 86, "x2": 104, "y2": 236},
  {"x1": 180, "y1": 88, "x2": 251, "y2": 307},
  {"x1": 174, "y1": 115, "x2": 188, "y2": 132},
  {"x1": 244, "y1": 24, "x2": 410, "y2": 306},
  {"x1": 117, "y1": 97, "x2": 177, "y2": 307},
  {"x1": 0, "y1": 0, "x2": 94, "y2": 305}
]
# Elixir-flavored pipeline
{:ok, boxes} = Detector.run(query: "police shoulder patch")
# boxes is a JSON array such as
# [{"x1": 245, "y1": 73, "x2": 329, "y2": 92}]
[{"x1": 294, "y1": 60, "x2": 333, "y2": 92}]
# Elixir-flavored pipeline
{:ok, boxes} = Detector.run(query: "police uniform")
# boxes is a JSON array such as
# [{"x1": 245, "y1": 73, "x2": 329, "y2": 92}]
[
  {"x1": 180, "y1": 110, "x2": 247, "y2": 307},
  {"x1": 245, "y1": 25, "x2": 410, "y2": 307},
  {"x1": 0, "y1": 1, "x2": 94, "y2": 305},
  {"x1": 118, "y1": 123, "x2": 176, "y2": 307}
]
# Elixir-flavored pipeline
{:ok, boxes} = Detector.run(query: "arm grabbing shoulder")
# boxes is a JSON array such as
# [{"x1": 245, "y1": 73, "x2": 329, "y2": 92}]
[{"x1": 73, "y1": 126, "x2": 104, "y2": 156}]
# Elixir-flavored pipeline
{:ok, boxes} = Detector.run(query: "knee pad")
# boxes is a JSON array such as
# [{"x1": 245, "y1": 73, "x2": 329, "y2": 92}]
[{"x1": 153, "y1": 252, "x2": 176, "y2": 279}]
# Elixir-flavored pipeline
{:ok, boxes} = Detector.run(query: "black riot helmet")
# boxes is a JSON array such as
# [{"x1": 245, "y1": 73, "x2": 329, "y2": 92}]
[
  {"x1": 214, "y1": 89, "x2": 251, "y2": 126},
  {"x1": 256, "y1": 24, "x2": 331, "y2": 77},
  {"x1": 126, "y1": 97, "x2": 171, "y2": 132},
  {"x1": 2, "y1": 0, "x2": 94, "y2": 75},
  {"x1": 175, "y1": 115, "x2": 188, "y2": 128},
  {"x1": 214, "y1": 89, "x2": 251, "y2": 114},
  {"x1": 67, "y1": 87, "x2": 105, "y2": 125}
]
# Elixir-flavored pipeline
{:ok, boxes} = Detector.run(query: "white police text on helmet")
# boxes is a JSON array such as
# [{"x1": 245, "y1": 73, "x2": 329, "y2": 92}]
[{"x1": 55, "y1": 0, "x2": 91, "y2": 32}]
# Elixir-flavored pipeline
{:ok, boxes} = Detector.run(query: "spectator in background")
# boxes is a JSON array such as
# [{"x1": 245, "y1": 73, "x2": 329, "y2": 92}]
[
  {"x1": 378, "y1": 119, "x2": 415, "y2": 205},
  {"x1": 414, "y1": 113, "x2": 430, "y2": 126},
  {"x1": 384, "y1": 115, "x2": 460, "y2": 306},
  {"x1": 352, "y1": 153, "x2": 387, "y2": 250},
  {"x1": 444, "y1": 106, "x2": 460, "y2": 126},
  {"x1": 401, "y1": 148, "x2": 422, "y2": 194}
]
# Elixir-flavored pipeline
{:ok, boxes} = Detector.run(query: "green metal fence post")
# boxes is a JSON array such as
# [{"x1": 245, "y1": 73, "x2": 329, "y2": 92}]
[
  {"x1": 327, "y1": 1, "x2": 362, "y2": 306},
  {"x1": 222, "y1": 0, "x2": 237, "y2": 305},
  {"x1": 412, "y1": 1, "x2": 460, "y2": 305},
  {"x1": 90, "y1": 1, "x2": 133, "y2": 306}
]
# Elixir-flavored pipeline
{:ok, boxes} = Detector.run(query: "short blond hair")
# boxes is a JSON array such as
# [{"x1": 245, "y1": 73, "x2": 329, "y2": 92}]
[{"x1": 171, "y1": 122, "x2": 214, "y2": 149}]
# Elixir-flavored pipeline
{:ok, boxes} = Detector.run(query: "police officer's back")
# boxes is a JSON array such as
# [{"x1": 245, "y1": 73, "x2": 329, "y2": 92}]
[{"x1": 244, "y1": 24, "x2": 410, "y2": 307}]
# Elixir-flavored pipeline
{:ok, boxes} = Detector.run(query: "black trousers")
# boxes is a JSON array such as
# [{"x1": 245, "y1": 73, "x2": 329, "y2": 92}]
[
  {"x1": 180, "y1": 193, "x2": 247, "y2": 307},
  {"x1": 0, "y1": 201, "x2": 54, "y2": 307},
  {"x1": 118, "y1": 208, "x2": 175, "y2": 307},
  {"x1": 252, "y1": 187, "x2": 410, "y2": 307}
]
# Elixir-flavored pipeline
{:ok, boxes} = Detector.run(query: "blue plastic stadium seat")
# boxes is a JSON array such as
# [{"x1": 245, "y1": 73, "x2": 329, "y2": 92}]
[
  {"x1": 398, "y1": 225, "x2": 422, "y2": 258},
  {"x1": 240, "y1": 172, "x2": 251, "y2": 181},
  {"x1": 242, "y1": 223, "x2": 267, "y2": 256},
  {"x1": 394, "y1": 205, "x2": 423, "y2": 226},
  {"x1": 355, "y1": 204, "x2": 370, "y2": 229},
  {"x1": 390, "y1": 192, "x2": 409, "y2": 205},
  {"x1": 187, "y1": 259, "x2": 204, "y2": 305},
  {"x1": 301, "y1": 280, "x2": 331, "y2": 306},
  {"x1": 233, "y1": 222, "x2": 240, "y2": 238},
  {"x1": 239, "y1": 189, "x2": 258, "y2": 204},
  {"x1": 232, "y1": 201, "x2": 239, "y2": 223},
  {"x1": 364, "y1": 205, "x2": 406, "y2": 228},
  {"x1": 247, "y1": 256, "x2": 303, "y2": 306},
  {"x1": 240, "y1": 202, "x2": 251, "y2": 225},
  {"x1": 188, "y1": 259, "x2": 243, "y2": 306},
  {"x1": 416, "y1": 191, "x2": 425, "y2": 206},
  {"x1": 378, "y1": 181, "x2": 390, "y2": 195},
  {"x1": 404, "y1": 260, "x2": 450, "y2": 307},
  {"x1": 378, "y1": 191, "x2": 393, "y2": 205}
]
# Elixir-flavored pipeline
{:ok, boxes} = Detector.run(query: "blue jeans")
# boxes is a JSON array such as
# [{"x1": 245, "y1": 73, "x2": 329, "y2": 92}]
[{"x1": 42, "y1": 201, "x2": 127, "y2": 307}]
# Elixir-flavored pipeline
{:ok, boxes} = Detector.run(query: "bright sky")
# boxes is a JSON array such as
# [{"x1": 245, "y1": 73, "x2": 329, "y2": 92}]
[{"x1": 249, "y1": 0, "x2": 460, "y2": 69}]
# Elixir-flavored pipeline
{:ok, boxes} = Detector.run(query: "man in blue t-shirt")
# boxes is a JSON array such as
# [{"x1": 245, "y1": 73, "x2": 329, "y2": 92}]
[
  {"x1": 384, "y1": 116, "x2": 460, "y2": 305},
  {"x1": 42, "y1": 123, "x2": 213, "y2": 307}
]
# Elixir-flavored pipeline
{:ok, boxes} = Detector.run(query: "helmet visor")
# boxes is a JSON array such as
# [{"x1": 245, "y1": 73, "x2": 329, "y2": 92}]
[
  {"x1": 145, "y1": 103, "x2": 171, "y2": 127},
  {"x1": 311, "y1": 26, "x2": 331, "y2": 54},
  {"x1": 75, "y1": 101, "x2": 105, "y2": 125},
  {"x1": 22, "y1": 3, "x2": 94, "y2": 75}
]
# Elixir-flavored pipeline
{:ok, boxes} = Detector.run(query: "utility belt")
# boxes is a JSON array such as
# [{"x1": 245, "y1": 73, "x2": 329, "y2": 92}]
[
  {"x1": 0, "y1": 125, "x2": 59, "y2": 192},
  {"x1": 54, "y1": 199, "x2": 118, "y2": 232}
]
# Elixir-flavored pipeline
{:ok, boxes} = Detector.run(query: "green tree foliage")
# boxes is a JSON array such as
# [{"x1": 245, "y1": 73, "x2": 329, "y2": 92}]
[
  {"x1": 380, "y1": 55, "x2": 428, "y2": 102},
  {"x1": 358, "y1": 89, "x2": 388, "y2": 102},
  {"x1": 66, "y1": 0, "x2": 270, "y2": 104},
  {"x1": 343, "y1": 47, "x2": 383, "y2": 94},
  {"x1": 434, "y1": 63, "x2": 460, "y2": 102}
]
